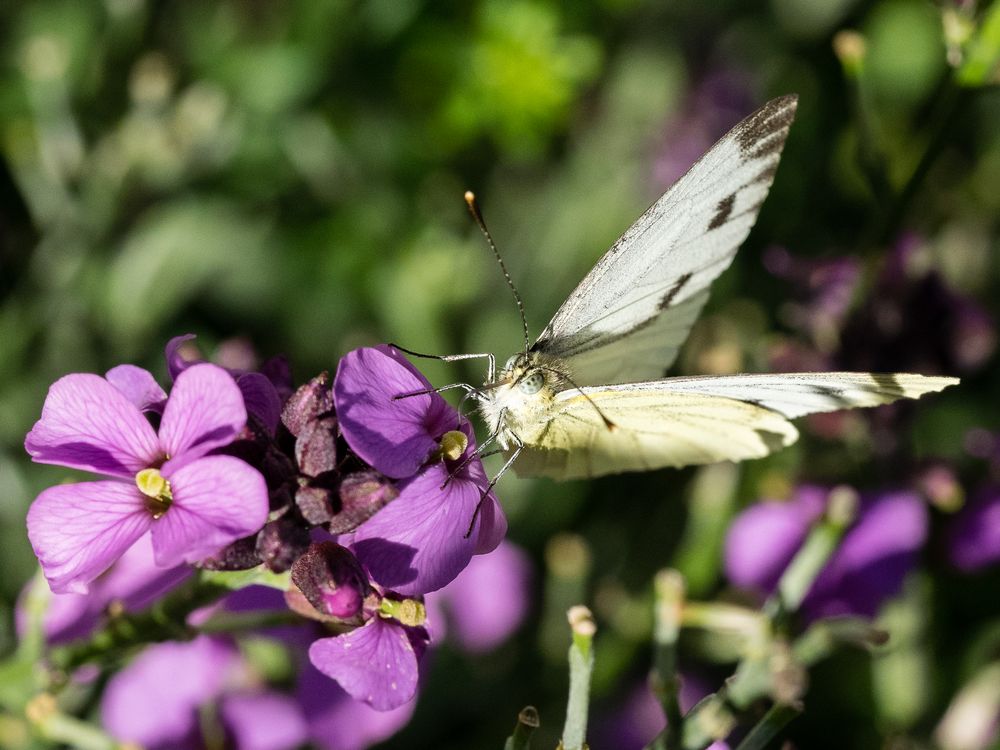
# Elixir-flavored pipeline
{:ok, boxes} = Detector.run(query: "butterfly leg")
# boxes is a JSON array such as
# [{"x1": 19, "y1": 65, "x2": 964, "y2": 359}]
[
  {"x1": 392, "y1": 382, "x2": 479, "y2": 401},
  {"x1": 389, "y1": 343, "x2": 497, "y2": 382},
  {"x1": 464, "y1": 434, "x2": 523, "y2": 538}
]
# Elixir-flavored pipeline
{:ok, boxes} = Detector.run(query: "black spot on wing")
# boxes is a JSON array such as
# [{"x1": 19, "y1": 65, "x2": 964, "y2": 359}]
[
  {"x1": 736, "y1": 95, "x2": 798, "y2": 157},
  {"x1": 659, "y1": 272, "x2": 693, "y2": 310},
  {"x1": 708, "y1": 194, "x2": 735, "y2": 230}
]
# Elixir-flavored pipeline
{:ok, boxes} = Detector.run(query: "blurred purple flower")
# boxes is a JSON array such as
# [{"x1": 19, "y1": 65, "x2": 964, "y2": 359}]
[
  {"x1": 102, "y1": 635, "x2": 309, "y2": 750},
  {"x1": 25, "y1": 363, "x2": 269, "y2": 593},
  {"x1": 433, "y1": 539, "x2": 532, "y2": 652},
  {"x1": 763, "y1": 247, "x2": 862, "y2": 354},
  {"x1": 948, "y1": 486, "x2": 1000, "y2": 572},
  {"x1": 17, "y1": 535, "x2": 190, "y2": 644},
  {"x1": 724, "y1": 486, "x2": 928, "y2": 619},
  {"x1": 220, "y1": 692, "x2": 310, "y2": 750},
  {"x1": 102, "y1": 636, "x2": 242, "y2": 749},
  {"x1": 653, "y1": 70, "x2": 756, "y2": 189},
  {"x1": 297, "y1": 661, "x2": 416, "y2": 750},
  {"x1": 336, "y1": 346, "x2": 506, "y2": 595},
  {"x1": 593, "y1": 678, "x2": 726, "y2": 750},
  {"x1": 839, "y1": 233, "x2": 995, "y2": 375}
]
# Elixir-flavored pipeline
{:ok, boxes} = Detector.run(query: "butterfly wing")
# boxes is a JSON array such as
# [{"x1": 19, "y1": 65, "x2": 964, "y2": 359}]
[
  {"x1": 510, "y1": 372, "x2": 957, "y2": 480},
  {"x1": 531, "y1": 95, "x2": 798, "y2": 385}
]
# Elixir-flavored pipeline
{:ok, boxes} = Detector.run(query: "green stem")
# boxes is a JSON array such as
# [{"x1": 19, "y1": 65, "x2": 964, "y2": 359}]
[
  {"x1": 47, "y1": 571, "x2": 233, "y2": 681},
  {"x1": 503, "y1": 706, "x2": 540, "y2": 750},
  {"x1": 561, "y1": 606, "x2": 596, "y2": 750},
  {"x1": 650, "y1": 570, "x2": 685, "y2": 750},
  {"x1": 732, "y1": 703, "x2": 802, "y2": 750},
  {"x1": 768, "y1": 487, "x2": 857, "y2": 620},
  {"x1": 874, "y1": 81, "x2": 969, "y2": 246}
]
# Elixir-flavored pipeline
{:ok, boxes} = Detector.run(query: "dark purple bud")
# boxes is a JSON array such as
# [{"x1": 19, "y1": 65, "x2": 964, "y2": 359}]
[
  {"x1": 291, "y1": 541, "x2": 370, "y2": 620},
  {"x1": 329, "y1": 471, "x2": 398, "y2": 534},
  {"x1": 296, "y1": 417, "x2": 337, "y2": 477},
  {"x1": 282, "y1": 373, "x2": 334, "y2": 437},
  {"x1": 255, "y1": 519, "x2": 311, "y2": 573},
  {"x1": 260, "y1": 354, "x2": 294, "y2": 401},
  {"x1": 199, "y1": 535, "x2": 262, "y2": 571},
  {"x1": 296, "y1": 484, "x2": 334, "y2": 525}
]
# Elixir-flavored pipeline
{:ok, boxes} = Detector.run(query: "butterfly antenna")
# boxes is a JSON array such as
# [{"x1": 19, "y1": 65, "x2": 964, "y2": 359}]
[{"x1": 465, "y1": 191, "x2": 531, "y2": 355}]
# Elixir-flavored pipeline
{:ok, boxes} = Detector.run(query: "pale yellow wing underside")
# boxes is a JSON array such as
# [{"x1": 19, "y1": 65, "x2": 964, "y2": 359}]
[{"x1": 510, "y1": 389, "x2": 799, "y2": 480}]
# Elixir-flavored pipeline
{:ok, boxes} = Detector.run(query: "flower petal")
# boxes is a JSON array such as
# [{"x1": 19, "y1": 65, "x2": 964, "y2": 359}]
[
  {"x1": 220, "y1": 692, "x2": 309, "y2": 750},
  {"x1": 105, "y1": 365, "x2": 168, "y2": 414},
  {"x1": 18, "y1": 534, "x2": 191, "y2": 644},
  {"x1": 805, "y1": 492, "x2": 927, "y2": 619},
  {"x1": 437, "y1": 540, "x2": 532, "y2": 652},
  {"x1": 948, "y1": 486, "x2": 1000, "y2": 572},
  {"x1": 159, "y1": 363, "x2": 247, "y2": 461},
  {"x1": 353, "y1": 462, "x2": 488, "y2": 595},
  {"x1": 26, "y1": 481, "x2": 152, "y2": 594},
  {"x1": 308, "y1": 618, "x2": 421, "y2": 710},
  {"x1": 152, "y1": 455, "x2": 269, "y2": 567},
  {"x1": 334, "y1": 346, "x2": 457, "y2": 479},
  {"x1": 102, "y1": 636, "x2": 237, "y2": 748},
  {"x1": 165, "y1": 333, "x2": 198, "y2": 380},
  {"x1": 237, "y1": 372, "x2": 282, "y2": 435},
  {"x1": 25, "y1": 374, "x2": 161, "y2": 478}
]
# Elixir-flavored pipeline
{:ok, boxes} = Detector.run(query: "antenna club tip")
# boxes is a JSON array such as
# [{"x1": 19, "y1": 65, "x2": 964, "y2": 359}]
[{"x1": 464, "y1": 190, "x2": 476, "y2": 204}]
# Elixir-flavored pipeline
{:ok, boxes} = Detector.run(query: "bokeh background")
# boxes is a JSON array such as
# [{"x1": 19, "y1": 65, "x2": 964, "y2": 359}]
[{"x1": 1, "y1": 0, "x2": 999, "y2": 748}]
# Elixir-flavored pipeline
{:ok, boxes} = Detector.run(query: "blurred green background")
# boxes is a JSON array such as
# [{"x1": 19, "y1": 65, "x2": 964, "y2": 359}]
[{"x1": 2, "y1": 0, "x2": 999, "y2": 748}]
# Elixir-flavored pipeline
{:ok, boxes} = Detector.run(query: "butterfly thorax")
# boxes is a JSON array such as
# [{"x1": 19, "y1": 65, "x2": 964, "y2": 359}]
[{"x1": 478, "y1": 351, "x2": 568, "y2": 450}]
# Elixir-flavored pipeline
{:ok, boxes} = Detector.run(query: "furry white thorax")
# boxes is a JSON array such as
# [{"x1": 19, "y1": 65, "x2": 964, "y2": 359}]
[{"x1": 477, "y1": 352, "x2": 563, "y2": 450}]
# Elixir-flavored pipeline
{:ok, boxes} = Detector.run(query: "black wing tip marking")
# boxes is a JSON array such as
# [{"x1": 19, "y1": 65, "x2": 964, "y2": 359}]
[{"x1": 736, "y1": 94, "x2": 798, "y2": 157}]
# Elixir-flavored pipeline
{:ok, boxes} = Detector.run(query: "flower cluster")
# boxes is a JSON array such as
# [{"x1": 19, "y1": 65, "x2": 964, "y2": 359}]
[{"x1": 23, "y1": 339, "x2": 507, "y2": 713}]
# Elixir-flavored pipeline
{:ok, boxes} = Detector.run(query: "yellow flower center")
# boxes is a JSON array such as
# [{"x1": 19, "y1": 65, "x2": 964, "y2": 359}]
[
  {"x1": 437, "y1": 430, "x2": 468, "y2": 462},
  {"x1": 379, "y1": 597, "x2": 427, "y2": 627},
  {"x1": 135, "y1": 468, "x2": 173, "y2": 519}
]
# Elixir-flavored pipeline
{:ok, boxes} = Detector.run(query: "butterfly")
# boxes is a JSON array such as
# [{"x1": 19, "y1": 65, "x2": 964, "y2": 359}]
[{"x1": 434, "y1": 94, "x2": 958, "y2": 482}]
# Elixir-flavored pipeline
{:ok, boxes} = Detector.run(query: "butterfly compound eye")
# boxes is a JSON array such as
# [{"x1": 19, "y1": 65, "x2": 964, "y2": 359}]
[{"x1": 518, "y1": 371, "x2": 545, "y2": 395}]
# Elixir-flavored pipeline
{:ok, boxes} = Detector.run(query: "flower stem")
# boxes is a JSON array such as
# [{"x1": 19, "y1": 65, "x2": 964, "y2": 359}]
[
  {"x1": 46, "y1": 571, "x2": 231, "y2": 681},
  {"x1": 768, "y1": 487, "x2": 857, "y2": 620},
  {"x1": 561, "y1": 606, "x2": 596, "y2": 750},
  {"x1": 503, "y1": 706, "x2": 540, "y2": 750},
  {"x1": 731, "y1": 703, "x2": 802, "y2": 750},
  {"x1": 649, "y1": 570, "x2": 685, "y2": 750}
]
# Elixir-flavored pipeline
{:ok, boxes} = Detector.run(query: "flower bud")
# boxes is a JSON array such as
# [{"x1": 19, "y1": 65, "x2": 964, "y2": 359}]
[
  {"x1": 291, "y1": 542, "x2": 371, "y2": 620},
  {"x1": 329, "y1": 471, "x2": 398, "y2": 534},
  {"x1": 281, "y1": 373, "x2": 334, "y2": 437},
  {"x1": 255, "y1": 518, "x2": 310, "y2": 573},
  {"x1": 296, "y1": 416, "x2": 338, "y2": 478}
]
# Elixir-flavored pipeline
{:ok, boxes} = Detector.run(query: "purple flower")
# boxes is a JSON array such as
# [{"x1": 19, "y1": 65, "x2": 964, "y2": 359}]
[
  {"x1": 102, "y1": 636, "x2": 309, "y2": 750},
  {"x1": 25, "y1": 363, "x2": 269, "y2": 593},
  {"x1": 336, "y1": 346, "x2": 507, "y2": 595},
  {"x1": 433, "y1": 539, "x2": 533, "y2": 652},
  {"x1": 102, "y1": 636, "x2": 242, "y2": 748},
  {"x1": 297, "y1": 661, "x2": 416, "y2": 750},
  {"x1": 948, "y1": 486, "x2": 1000, "y2": 572},
  {"x1": 17, "y1": 535, "x2": 190, "y2": 644},
  {"x1": 724, "y1": 486, "x2": 928, "y2": 619},
  {"x1": 166, "y1": 334, "x2": 287, "y2": 435}
]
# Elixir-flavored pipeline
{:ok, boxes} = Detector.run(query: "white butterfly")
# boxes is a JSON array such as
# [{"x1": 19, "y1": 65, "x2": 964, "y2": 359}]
[{"x1": 432, "y1": 95, "x2": 958, "y2": 481}]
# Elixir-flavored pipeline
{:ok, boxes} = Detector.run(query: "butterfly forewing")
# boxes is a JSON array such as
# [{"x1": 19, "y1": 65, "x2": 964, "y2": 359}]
[{"x1": 531, "y1": 95, "x2": 798, "y2": 386}]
